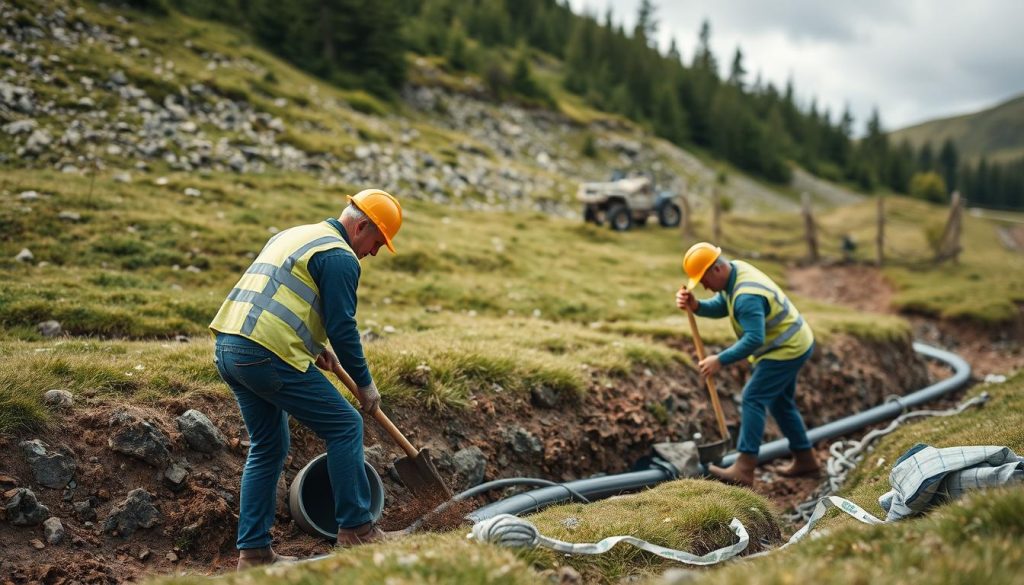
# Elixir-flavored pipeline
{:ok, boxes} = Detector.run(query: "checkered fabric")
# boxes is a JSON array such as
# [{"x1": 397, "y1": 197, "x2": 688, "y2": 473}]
[{"x1": 878, "y1": 443, "x2": 1024, "y2": 521}]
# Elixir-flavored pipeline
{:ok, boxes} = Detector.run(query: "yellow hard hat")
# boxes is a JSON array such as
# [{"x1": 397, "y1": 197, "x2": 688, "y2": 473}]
[
  {"x1": 682, "y1": 242, "x2": 722, "y2": 290},
  {"x1": 347, "y1": 189, "x2": 402, "y2": 254}
]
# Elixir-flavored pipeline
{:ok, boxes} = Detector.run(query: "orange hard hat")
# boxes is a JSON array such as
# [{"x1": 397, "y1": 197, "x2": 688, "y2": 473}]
[
  {"x1": 682, "y1": 242, "x2": 722, "y2": 290},
  {"x1": 347, "y1": 189, "x2": 402, "y2": 254}
]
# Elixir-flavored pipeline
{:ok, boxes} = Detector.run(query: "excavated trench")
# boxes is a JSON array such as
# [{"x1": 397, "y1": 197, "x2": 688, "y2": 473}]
[{"x1": 0, "y1": 333, "x2": 937, "y2": 582}]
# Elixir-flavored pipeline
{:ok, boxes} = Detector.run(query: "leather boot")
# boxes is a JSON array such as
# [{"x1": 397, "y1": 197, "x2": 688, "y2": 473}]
[
  {"x1": 336, "y1": 522, "x2": 400, "y2": 548},
  {"x1": 236, "y1": 546, "x2": 298, "y2": 571},
  {"x1": 708, "y1": 453, "x2": 758, "y2": 487},
  {"x1": 777, "y1": 449, "x2": 820, "y2": 477}
]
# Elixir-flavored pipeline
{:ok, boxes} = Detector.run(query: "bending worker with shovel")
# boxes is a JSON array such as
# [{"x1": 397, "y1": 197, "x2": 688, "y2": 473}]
[
  {"x1": 675, "y1": 242, "x2": 819, "y2": 486},
  {"x1": 210, "y1": 189, "x2": 402, "y2": 569}
]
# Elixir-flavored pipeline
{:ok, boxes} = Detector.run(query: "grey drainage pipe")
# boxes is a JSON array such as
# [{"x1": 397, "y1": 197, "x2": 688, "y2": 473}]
[
  {"x1": 289, "y1": 454, "x2": 385, "y2": 539},
  {"x1": 468, "y1": 342, "x2": 971, "y2": 521}
]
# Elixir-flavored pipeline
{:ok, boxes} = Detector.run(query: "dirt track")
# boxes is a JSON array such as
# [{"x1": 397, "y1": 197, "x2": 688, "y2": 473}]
[{"x1": 789, "y1": 264, "x2": 1024, "y2": 377}]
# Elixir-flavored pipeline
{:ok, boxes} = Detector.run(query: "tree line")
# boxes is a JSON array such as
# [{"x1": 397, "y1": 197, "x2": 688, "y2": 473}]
[{"x1": 128, "y1": 0, "x2": 1021, "y2": 210}]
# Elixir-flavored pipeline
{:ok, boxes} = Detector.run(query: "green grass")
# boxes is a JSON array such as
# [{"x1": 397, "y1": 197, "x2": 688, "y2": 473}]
[
  {"x1": 0, "y1": 163, "x2": 919, "y2": 432},
  {"x1": 692, "y1": 374, "x2": 1024, "y2": 585},
  {"x1": 150, "y1": 479, "x2": 779, "y2": 585}
]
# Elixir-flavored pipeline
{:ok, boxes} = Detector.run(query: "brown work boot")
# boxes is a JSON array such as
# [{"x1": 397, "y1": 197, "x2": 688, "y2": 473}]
[
  {"x1": 336, "y1": 522, "x2": 399, "y2": 548},
  {"x1": 776, "y1": 449, "x2": 821, "y2": 478},
  {"x1": 708, "y1": 453, "x2": 759, "y2": 487},
  {"x1": 236, "y1": 546, "x2": 298, "y2": 571}
]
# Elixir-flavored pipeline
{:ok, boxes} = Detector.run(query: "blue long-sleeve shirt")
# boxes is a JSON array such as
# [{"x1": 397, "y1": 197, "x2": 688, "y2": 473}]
[
  {"x1": 307, "y1": 218, "x2": 373, "y2": 387},
  {"x1": 694, "y1": 262, "x2": 768, "y2": 366}
]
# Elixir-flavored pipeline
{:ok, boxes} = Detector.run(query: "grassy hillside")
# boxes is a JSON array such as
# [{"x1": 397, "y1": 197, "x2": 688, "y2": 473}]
[
  {"x1": 890, "y1": 93, "x2": 1024, "y2": 163},
  {"x1": 0, "y1": 165, "x2": 910, "y2": 435}
]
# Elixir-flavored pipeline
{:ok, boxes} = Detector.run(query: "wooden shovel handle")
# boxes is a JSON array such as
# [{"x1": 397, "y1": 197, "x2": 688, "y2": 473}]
[
  {"x1": 330, "y1": 362, "x2": 419, "y2": 458},
  {"x1": 684, "y1": 299, "x2": 730, "y2": 440}
]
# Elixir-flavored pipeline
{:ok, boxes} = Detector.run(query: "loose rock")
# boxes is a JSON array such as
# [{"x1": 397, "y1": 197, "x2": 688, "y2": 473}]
[
  {"x1": 530, "y1": 384, "x2": 559, "y2": 409},
  {"x1": 3, "y1": 488, "x2": 51, "y2": 526},
  {"x1": 73, "y1": 499, "x2": 98, "y2": 522},
  {"x1": 42, "y1": 389, "x2": 73, "y2": 408},
  {"x1": 506, "y1": 427, "x2": 544, "y2": 456},
  {"x1": 43, "y1": 517, "x2": 65, "y2": 544},
  {"x1": 108, "y1": 411, "x2": 172, "y2": 467},
  {"x1": 103, "y1": 488, "x2": 160, "y2": 537},
  {"x1": 19, "y1": 439, "x2": 76, "y2": 489},
  {"x1": 36, "y1": 320, "x2": 61, "y2": 337},
  {"x1": 176, "y1": 409, "x2": 226, "y2": 453},
  {"x1": 452, "y1": 446, "x2": 487, "y2": 487},
  {"x1": 162, "y1": 464, "x2": 188, "y2": 492}
]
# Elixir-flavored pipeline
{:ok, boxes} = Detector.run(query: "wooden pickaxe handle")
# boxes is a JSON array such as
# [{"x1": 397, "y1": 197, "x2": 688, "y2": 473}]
[
  {"x1": 683, "y1": 292, "x2": 730, "y2": 440},
  {"x1": 329, "y1": 362, "x2": 420, "y2": 459}
]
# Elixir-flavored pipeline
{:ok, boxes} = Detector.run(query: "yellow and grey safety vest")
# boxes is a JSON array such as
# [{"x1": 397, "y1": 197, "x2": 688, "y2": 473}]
[
  {"x1": 210, "y1": 221, "x2": 355, "y2": 371},
  {"x1": 725, "y1": 260, "x2": 814, "y2": 364}
]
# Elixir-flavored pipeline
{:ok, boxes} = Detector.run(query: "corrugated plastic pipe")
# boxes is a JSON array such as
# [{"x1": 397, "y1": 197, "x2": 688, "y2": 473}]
[{"x1": 468, "y1": 342, "x2": 971, "y2": 521}]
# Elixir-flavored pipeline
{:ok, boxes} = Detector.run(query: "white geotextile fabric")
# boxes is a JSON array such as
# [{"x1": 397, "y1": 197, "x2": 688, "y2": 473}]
[{"x1": 469, "y1": 513, "x2": 749, "y2": 566}]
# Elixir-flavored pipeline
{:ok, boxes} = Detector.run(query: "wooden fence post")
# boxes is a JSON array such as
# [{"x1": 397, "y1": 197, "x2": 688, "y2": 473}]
[
  {"x1": 936, "y1": 191, "x2": 964, "y2": 264},
  {"x1": 802, "y1": 192, "x2": 819, "y2": 263},
  {"x1": 679, "y1": 192, "x2": 693, "y2": 237}
]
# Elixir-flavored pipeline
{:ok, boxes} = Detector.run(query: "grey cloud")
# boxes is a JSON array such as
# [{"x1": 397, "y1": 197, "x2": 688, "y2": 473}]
[{"x1": 656, "y1": 0, "x2": 913, "y2": 45}]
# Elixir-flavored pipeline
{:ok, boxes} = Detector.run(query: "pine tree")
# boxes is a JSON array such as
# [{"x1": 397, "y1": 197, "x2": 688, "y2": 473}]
[
  {"x1": 939, "y1": 138, "x2": 959, "y2": 191},
  {"x1": 693, "y1": 19, "x2": 717, "y2": 73},
  {"x1": 727, "y1": 46, "x2": 746, "y2": 90},
  {"x1": 634, "y1": 0, "x2": 658, "y2": 49},
  {"x1": 666, "y1": 37, "x2": 682, "y2": 63},
  {"x1": 917, "y1": 142, "x2": 934, "y2": 172}
]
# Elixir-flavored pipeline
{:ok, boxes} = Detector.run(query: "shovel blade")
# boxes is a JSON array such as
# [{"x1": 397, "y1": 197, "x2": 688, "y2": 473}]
[
  {"x1": 697, "y1": 437, "x2": 732, "y2": 465},
  {"x1": 393, "y1": 448, "x2": 452, "y2": 504}
]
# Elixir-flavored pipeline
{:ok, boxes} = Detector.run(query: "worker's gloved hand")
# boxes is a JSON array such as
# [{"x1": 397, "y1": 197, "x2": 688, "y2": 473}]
[
  {"x1": 355, "y1": 381, "x2": 381, "y2": 414},
  {"x1": 315, "y1": 349, "x2": 341, "y2": 372},
  {"x1": 676, "y1": 287, "x2": 699, "y2": 312},
  {"x1": 698, "y1": 354, "x2": 721, "y2": 377}
]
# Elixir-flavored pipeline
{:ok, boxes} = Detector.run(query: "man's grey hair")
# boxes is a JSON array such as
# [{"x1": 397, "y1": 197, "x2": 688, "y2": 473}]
[
  {"x1": 341, "y1": 204, "x2": 369, "y2": 222},
  {"x1": 713, "y1": 255, "x2": 729, "y2": 268}
]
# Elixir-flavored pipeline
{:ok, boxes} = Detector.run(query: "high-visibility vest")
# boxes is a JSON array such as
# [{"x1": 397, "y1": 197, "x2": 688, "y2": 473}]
[
  {"x1": 724, "y1": 260, "x2": 814, "y2": 364},
  {"x1": 210, "y1": 221, "x2": 355, "y2": 371}
]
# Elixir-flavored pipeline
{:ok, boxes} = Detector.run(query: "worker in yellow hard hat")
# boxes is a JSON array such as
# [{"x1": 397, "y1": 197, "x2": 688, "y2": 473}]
[
  {"x1": 209, "y1": 189, "x2": 403, "y2": 569},
  {"x1": 676, "y1": 242, "x2": 819, "y2": 487}
]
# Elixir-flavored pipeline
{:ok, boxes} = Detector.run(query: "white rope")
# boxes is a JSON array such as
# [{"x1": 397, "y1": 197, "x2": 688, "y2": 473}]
[
  {"x1": 469, "y1": 513, "x2": 750, "y2": 566},
  {"x1": 784, "y1": 392, "x2": 990, "y2": 524},
  {"x1": 468, "y1": 394, "x2": 990, "y2": 566}
]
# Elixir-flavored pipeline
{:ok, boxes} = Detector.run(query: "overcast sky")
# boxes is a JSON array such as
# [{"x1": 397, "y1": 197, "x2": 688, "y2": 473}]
[{"x1": 566, "y1": 0, "x2": 1024, "y2": 134}]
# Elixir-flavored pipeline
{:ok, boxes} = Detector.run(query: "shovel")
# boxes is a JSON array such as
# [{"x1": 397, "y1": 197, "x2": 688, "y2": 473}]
[
  {"x1": 329, "y1": 362, "x2": 452, "y2": 505},
  {"x1": 683, "y1": 293, "x2": 732, "y2": 465}
]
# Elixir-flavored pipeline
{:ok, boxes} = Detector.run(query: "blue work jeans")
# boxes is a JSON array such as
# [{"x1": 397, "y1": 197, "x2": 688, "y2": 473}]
[
  {"x1": 214, "y1": 334, "x2": 372, "y2": 550},
  {"x1": 736, "y1": 344, "x2": 815, "y2": 455}
]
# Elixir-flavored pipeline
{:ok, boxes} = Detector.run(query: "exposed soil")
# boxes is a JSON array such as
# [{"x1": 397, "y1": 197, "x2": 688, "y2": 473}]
[
  {"x1": 0, "y1": 327, "x2": 937, "y2": 583},
  {"x1": 788, "y1": 264, "x2": 895, "y2": 315},
  {"x1": 788, "y1": 264, "x2": 1024, "y2": 377}
]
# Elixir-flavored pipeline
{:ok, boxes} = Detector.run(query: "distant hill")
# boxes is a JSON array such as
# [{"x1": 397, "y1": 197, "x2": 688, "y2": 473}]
[{"x1": 889, "y1": 93, "x2": 1024, "y2": 163}]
